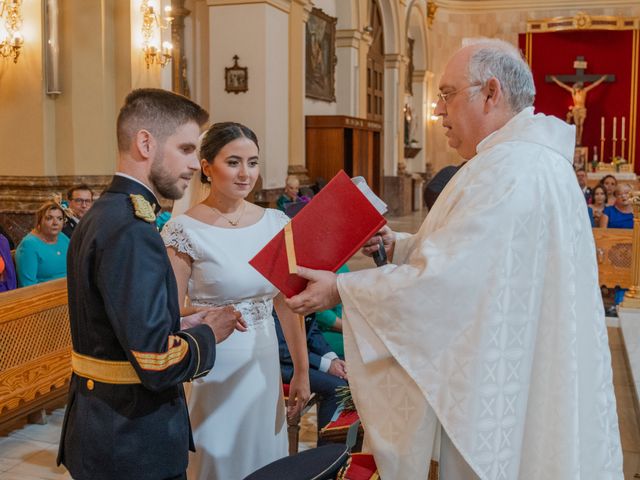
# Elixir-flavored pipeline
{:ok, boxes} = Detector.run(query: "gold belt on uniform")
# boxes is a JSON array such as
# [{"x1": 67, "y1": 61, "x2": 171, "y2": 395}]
[{"x1": 71, "y1": 350, "x2": 141, "y2": 384}]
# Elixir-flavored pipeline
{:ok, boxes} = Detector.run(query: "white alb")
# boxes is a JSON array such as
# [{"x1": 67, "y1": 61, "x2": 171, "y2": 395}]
[{"x1": 338, "y1": 107, "x2": 623, "y2": 480}]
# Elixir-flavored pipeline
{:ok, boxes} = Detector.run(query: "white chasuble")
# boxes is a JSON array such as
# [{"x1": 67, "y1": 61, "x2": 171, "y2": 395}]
[{"x1": 338, "y1": 108, "x2": 623, "y2": 480}]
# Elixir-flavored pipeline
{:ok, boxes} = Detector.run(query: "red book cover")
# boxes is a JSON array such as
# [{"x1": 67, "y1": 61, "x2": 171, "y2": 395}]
[{"x1": 249, "y1": 170, "x2": 386, "y2": 298}]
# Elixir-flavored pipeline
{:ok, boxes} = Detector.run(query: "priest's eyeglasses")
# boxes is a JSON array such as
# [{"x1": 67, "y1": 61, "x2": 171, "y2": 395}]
[{"x1": 436, "y1": 83, "x2": 482, "y2": 104}]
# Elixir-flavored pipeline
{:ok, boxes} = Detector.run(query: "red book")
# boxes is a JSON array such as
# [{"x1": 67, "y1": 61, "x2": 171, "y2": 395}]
[{"x1": 249, "y1": 170, "x2": 386, "y2": 298}]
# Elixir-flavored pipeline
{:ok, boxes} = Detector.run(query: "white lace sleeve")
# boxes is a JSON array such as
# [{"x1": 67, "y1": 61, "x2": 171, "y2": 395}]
[
  {"x1": 270, "y1": 208, "x2": 291, "y2": 228},
  {"x1": 161, "y1": 221, "x2": 199, "y2": 260}
]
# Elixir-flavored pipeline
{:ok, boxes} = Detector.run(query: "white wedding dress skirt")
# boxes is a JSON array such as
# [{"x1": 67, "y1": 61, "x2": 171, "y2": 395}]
[
  {"x1": 187, "y1": 297, "x2": 287, "y2": 480},
  {"x1": 162, "y1": 210, "x2": 290, "y2": 480}
]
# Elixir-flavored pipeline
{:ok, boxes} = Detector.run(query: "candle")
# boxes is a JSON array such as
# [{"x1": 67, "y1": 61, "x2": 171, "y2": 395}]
[
  {"x1": 601, "y1": 117, "x2": 605, "y2": 139},
  {"x1": 613, "y1": 117, "x2": 617, "y2": 141},
  {"x1": 622, "y1": 116, "x2": 626, "y2": 141}
]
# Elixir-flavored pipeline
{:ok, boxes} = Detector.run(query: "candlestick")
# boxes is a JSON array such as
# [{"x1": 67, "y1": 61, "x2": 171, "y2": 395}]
[
  {"x1": 613, "y1": 117, "x2": 617, "y2": 141},
  {"x1": 601, "y1": 116, "x2": 605, "y2": 140},
  {"x1": 622, "y1": 116, "x2": 626, "y2": 141}
]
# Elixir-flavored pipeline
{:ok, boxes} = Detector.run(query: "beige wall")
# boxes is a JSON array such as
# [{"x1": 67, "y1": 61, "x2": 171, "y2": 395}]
[
  {"x1": 0, "y1": 0, "x2": 166, "y2": 178},
  {"x1": 0, "y1": 0, "x2": 46, "y2": 176}
]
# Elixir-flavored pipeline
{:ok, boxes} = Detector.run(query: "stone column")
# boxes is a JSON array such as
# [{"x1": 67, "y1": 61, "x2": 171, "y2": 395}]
[
  {"x1": 358, "y1": 30, "x2": 373, "y2": 119},
  {"x1": 408, "y1": 69, "x2": 428, "y2": 173},
  {"x1": 383, "y1": 53, "x2": 403, "y2": 176},
  {"x1": 170, "y1": 0, "x2": 191, "y2": 97},
  {"x1": 335, "y1": 29, "x2": 364, "y2": 117},
  {"x1": 206, "y1": 0, "x2": 290, "y2": 190},
  {"x1": 288, "y1": 0, "x2": 313, "y2": 178}
]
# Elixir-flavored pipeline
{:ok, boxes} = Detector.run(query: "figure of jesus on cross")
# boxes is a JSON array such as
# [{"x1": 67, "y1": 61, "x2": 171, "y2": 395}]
[{"x1": 546, "y1": 56, "x2": 615, "y2": 146}]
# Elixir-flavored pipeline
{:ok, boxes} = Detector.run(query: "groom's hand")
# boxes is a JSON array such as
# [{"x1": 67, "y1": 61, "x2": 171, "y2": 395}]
[{"x1": 285, "y1": 267, "x2": 341, "y2": 316}]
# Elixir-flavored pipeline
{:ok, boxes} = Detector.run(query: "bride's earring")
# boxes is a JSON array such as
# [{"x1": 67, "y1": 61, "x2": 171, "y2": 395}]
[{"x1": 207, "y1": 176, "x2": 211, "y2": 182}]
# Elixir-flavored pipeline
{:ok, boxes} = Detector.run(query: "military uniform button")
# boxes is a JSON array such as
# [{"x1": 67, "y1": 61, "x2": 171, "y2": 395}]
[{"x1": 87, "y1": 379, "x2": 94, "y2": 390}]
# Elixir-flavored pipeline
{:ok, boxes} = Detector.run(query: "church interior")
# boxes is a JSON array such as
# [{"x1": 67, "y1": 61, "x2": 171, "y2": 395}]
[{"x1": 2, "y1": 0, "x2": 640, "y2": 478}]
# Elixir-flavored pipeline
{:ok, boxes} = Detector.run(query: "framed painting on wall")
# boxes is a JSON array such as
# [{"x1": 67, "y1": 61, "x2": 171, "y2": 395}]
[
  {"x1": 225, "y1": 55, "x2": 248, "y2": 94},
  {"x1": 305, "y1": 8, "x2": 337, "y2": 103}
]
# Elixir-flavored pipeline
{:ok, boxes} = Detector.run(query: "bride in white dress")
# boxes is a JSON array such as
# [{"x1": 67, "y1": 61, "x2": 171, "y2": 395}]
[{"x1": 161, "y1": 122, "x2": 310, "y2": 480}]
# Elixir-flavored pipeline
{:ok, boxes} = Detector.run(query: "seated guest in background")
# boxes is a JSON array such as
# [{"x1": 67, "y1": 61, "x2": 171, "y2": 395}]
[
  {"x1": 588, "y1": 185, "x2": 608, "y2": 227},
  {"x1": 315, "y1": 264, "x2": 350, "y2": 358},
  {"x1": 423, "y1": 164, "x2": 462, "y2": 210},
  {"x1": 599, "y1": 174, "x2": 617, "y2": 206},
  {"x1": 600, "y1": 183, "x2": 633, "y2": 229},
  {"x1": 62, "y1": 184, "x2": 94, "y2": 238},
  {"x1": 0, "y1": 224, "x2": 15, "y2": 249},
  {"x1": 15, "y1": 200, "x2": 69, "y2": 287},
  {"x1": 0, "y1": 233, "x2": 17, "y2": 292},
  {"x1": 575, "y1": 168, "x2": 591, "y2": 203},
  {"x1": 277, "y1": 175, "x2": 310, "y2": 212},
  {"x1": 274, "y1": 311, "x2": 348, "y2": 440}
]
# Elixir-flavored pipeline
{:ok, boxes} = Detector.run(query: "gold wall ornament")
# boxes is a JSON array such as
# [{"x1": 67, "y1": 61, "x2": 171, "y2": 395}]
[
  {"x1": 141, "y1": 0, "x2": 173, "y2": 69},
  {"x1": 426, "y1": 1, "x2": 438, "y2": 29},
  {"x1": 0, "y1": 0, "x2": 24, "y2": 63},
  {"x1": 130, "y1": 194, "x2": 157, "y2": 223},
  {"x1": 528, "y1": 12, "x2": 639, "y2": 33}
]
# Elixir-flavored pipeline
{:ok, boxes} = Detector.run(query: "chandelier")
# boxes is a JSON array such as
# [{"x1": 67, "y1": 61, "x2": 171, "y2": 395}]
[
  {"x1": 141, "y1": 0, "x2": 173, "y2": 69},
  {"x1": 0, "y1": 0, "x2": 23, "y2": 63}
]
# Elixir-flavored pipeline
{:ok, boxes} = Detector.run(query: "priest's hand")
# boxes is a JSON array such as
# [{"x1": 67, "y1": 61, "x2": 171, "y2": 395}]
[
  {"x1": 361, "y1": 225, "x2": 396, "y2": 260},
  {"x1": 285, "y1": 267, "x2": 341, "y2": 315}
]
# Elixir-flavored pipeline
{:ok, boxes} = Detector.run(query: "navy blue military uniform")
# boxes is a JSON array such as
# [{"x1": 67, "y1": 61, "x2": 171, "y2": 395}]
[{"x1": 57, "y1": 175, "x2": 216, "y2": 480}]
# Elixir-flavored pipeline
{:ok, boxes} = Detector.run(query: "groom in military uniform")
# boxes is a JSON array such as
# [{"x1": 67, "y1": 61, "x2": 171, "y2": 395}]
[{"x1": 57, "y1": 89, "x2": 245, "y2": 480}]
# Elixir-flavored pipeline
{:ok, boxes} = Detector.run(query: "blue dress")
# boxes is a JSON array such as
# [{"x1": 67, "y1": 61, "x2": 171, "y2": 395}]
[
  {"x1": 603, "y1": 206, "x2": 633, "y2": 229},
  {"x1": 15, "y1": 233, "x2": 69, "y2": 286}
]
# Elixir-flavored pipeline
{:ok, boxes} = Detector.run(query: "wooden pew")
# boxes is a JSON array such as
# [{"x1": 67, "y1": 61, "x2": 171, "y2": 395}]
[
  {"x1": 0, "y1": 278, "x2": 71, "y2": 433},
  {"x1": 592, "y1": 228, "x2": 633, "y2": 289}
]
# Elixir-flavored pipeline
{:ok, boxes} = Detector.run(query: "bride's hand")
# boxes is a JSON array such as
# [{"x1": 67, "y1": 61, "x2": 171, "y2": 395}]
[{"x1": 287, "y1": 373, "x2": 311, "y2": 420}]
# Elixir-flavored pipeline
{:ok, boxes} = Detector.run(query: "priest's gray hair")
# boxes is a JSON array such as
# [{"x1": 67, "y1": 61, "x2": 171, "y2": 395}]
[{"x1": 462, "y1": 37, "x2": 535, "y2": 113}]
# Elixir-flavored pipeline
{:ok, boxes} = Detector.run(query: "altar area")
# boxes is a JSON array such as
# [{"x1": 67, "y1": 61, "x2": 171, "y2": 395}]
[{"x1": 519, "y1": 13, "x2": 640, "y2": 176}]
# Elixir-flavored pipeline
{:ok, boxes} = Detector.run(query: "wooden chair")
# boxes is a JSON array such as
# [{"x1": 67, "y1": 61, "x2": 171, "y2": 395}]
[
  {"x1": 283, "y1": 383, "x2": 319, "y2": 455},
  {"x1": 0, "y1": 278, "x2": 71, "y2": 433},
  {"x1": 592, "y1": 227, "x2": 633, "y2": 288}
]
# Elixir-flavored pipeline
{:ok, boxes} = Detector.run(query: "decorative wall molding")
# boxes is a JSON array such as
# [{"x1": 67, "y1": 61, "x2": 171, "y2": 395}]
[
  {"x1": 436, "y1": 0, "x2": 639, "y2": 13},
  {"x1": 206, "y1": 0, "x2": 291, "y2": 14},
  {"x1": 0, "y1": 175, "x2": 112, "y2": 213},
  {"x1": 527, "y1": 12, "x2": 639, "y2": 32},
  {"x1": 0, "y1": 175, "x2": 112, "y2": 244}
]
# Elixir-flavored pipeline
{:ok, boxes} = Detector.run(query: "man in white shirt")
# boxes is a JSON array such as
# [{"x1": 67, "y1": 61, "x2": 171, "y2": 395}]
[{"x1": 286, "y1": 39, "x2": 623, "y2": 480}]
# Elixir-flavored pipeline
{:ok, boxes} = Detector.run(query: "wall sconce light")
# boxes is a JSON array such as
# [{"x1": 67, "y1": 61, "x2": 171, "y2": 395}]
[
  {"x1": 141, "y1": 0, "x2": 173, "y2": 69},
  {"x1": 0, "y1": 0, "x2": 24, "y2": 63},
  {"x1": 429, "y1": 102, "x2": 439, "y2": 122}
]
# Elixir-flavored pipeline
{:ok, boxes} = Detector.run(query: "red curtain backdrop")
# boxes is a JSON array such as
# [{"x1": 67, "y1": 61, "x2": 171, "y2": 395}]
[{"x1": 518, "y1": 30, "x2": 639, "y2": 173}]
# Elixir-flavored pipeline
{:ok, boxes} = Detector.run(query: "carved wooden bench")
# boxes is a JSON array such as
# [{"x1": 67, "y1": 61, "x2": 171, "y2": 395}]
[
  {"x1": 0, "y1": 277, "x2": 71, "y2": 433},
  {"x1": 592, "y1": 228, "x2": 633, "y2": 289}
]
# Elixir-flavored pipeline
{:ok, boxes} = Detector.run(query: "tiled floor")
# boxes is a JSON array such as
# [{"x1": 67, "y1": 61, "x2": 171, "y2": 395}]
[
  {"x1": 0, "y1": 409, "x2": 71, "y2": 479},
  {"x1": 3, "y1": 209, "x2": 640, "y2": 478}
]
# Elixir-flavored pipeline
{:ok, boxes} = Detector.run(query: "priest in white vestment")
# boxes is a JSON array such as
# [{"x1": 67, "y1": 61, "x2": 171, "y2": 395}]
[{"x1": 287, "y1": 38, "x2": 623, "y2": 480}]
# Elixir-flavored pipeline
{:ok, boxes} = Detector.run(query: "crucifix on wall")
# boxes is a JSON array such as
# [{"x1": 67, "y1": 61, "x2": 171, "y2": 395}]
[{"x1": 545, "y1": 56, "x2": 615, "y2": 146}]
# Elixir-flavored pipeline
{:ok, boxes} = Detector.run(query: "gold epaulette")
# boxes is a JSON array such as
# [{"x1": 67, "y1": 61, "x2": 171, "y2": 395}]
[{"x1": 130, "y1": 193, "x2": 156, "y2": 223}]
